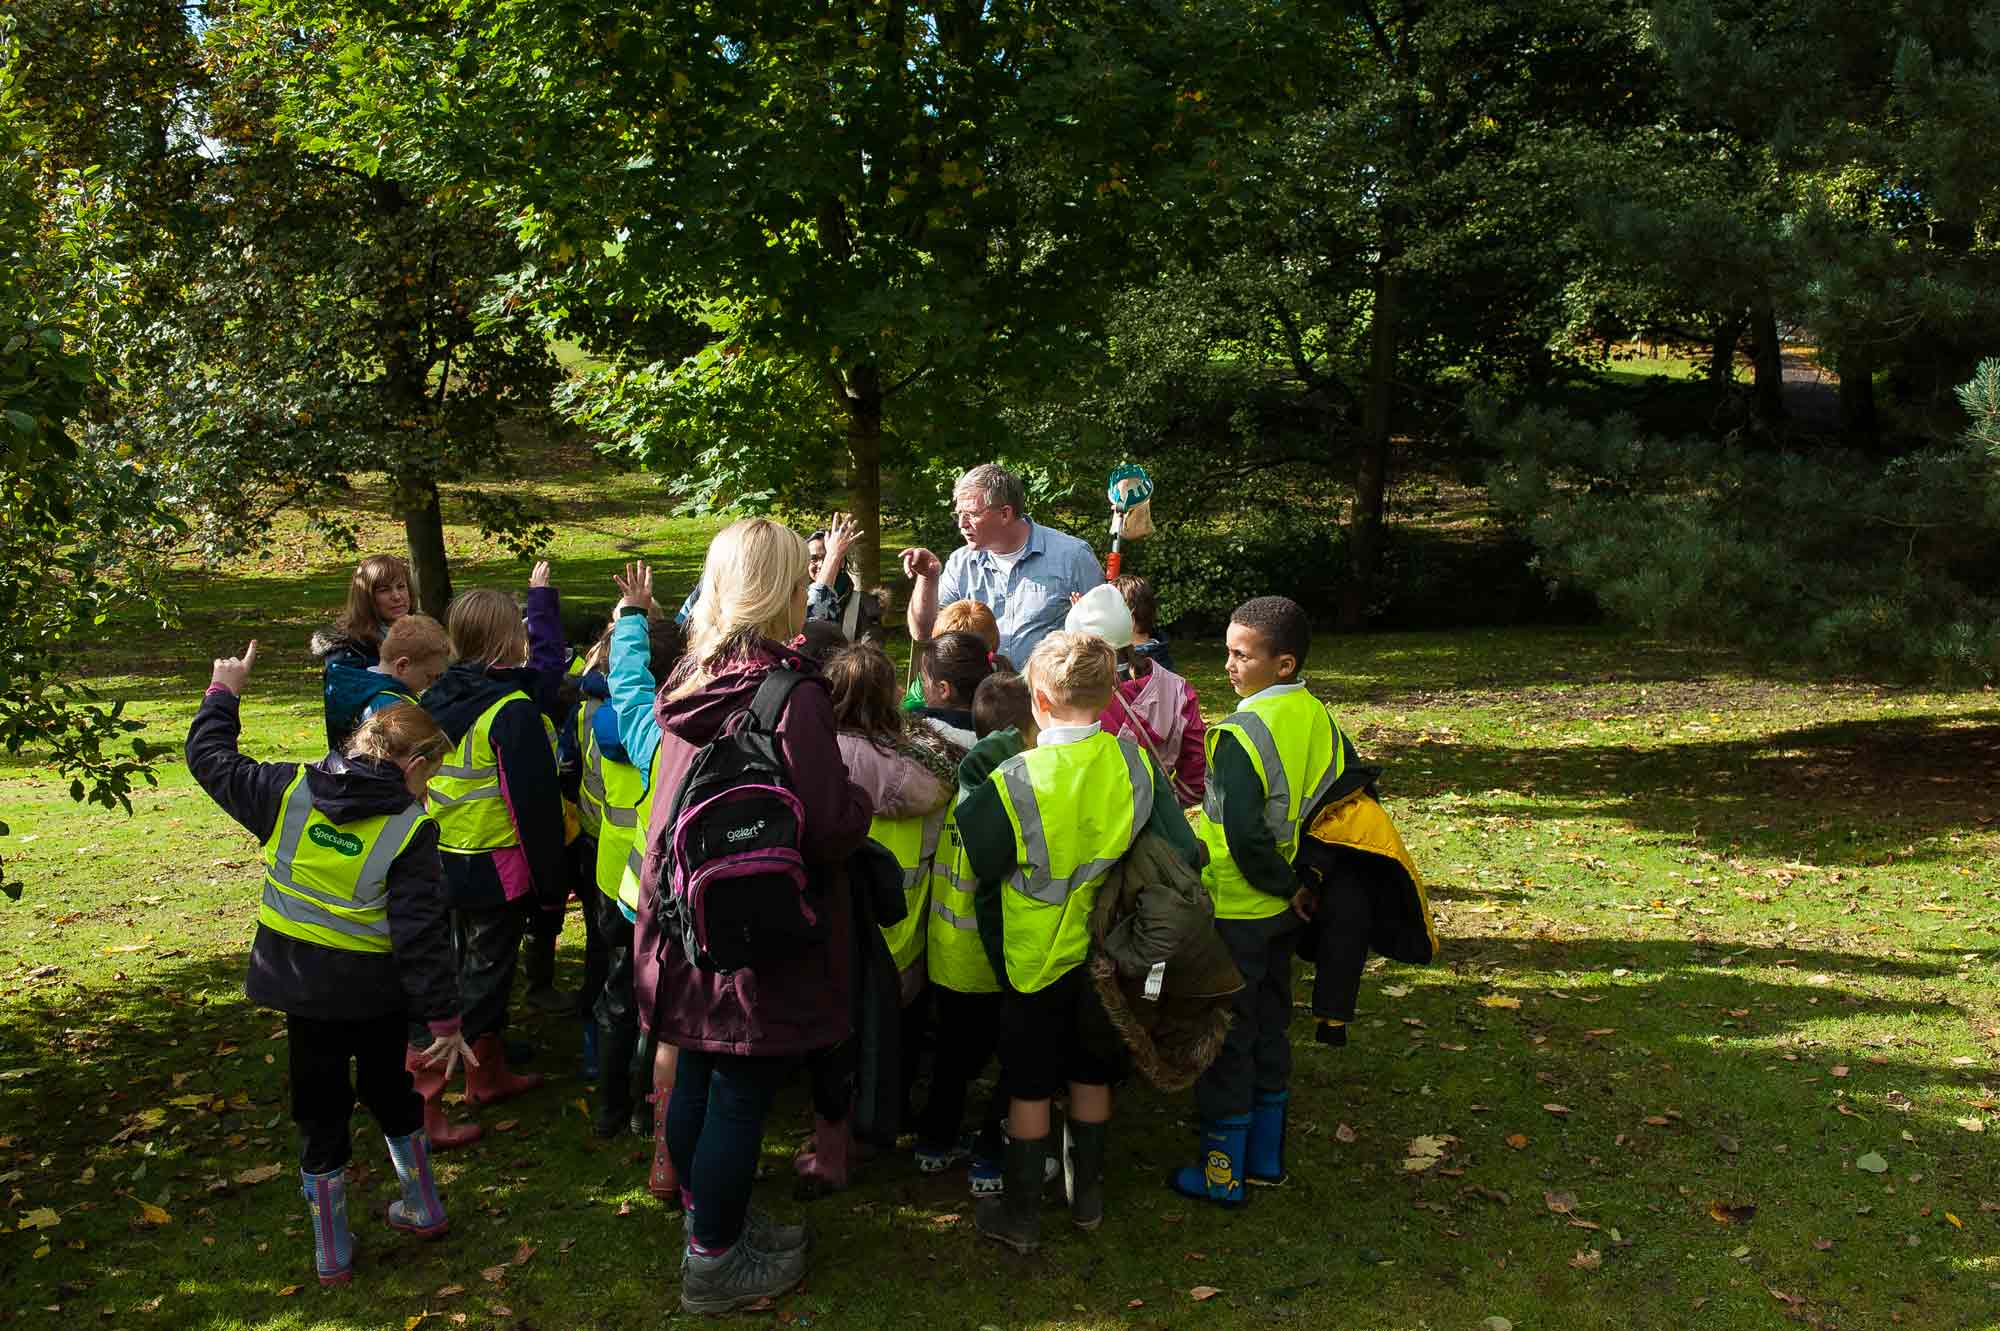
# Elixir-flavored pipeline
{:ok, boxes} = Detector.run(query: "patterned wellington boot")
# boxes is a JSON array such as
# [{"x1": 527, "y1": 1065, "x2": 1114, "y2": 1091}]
[
  {"x1": 1245, "y1": 1089, "x2": 1290, "y2": 1187},
  {"x1": 299, "y1": 1167, "x2": 354, "y2": 1285},
  {"x1": 1167, "y1": 1115, "x2": 1250, "y2": 1208},
  {"x1": 383, "y1": 1131, "x2": 449, "y2": 1238}
]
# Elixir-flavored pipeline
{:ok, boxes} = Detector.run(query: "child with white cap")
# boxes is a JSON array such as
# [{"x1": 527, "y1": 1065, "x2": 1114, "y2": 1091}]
[{"x1": 1064, "y1": 581, "x2": 1207, "y2": 807}]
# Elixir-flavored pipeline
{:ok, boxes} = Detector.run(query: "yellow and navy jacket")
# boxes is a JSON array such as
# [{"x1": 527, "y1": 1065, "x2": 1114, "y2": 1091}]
[
  {"x1": 1294, "y1": 786, "x2": 1438, "y2": 1037},
  {"x1": 185, "y1": 689, "x2": 459, "y2": 1027}
]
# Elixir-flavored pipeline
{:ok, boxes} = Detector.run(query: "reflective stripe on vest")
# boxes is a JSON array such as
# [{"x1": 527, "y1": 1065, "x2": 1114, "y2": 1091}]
[
  {"x1": 1197, "y1": 688, "x2": 1344, "y2": 920},
  {"x1": 617, "y1": 743, "x2": 664, "y2": 915},
  {"x1": 593, "y1": 739, "x2": 648, "y2": 907},
  {"x1": 993, "y1": 731, "x2": 1151, "y2": 994},
  {"x1": 259, "y1": 767, "x2": 431, "y2": 953},
  {"x1": 575, "y1": 699, "x2": 606, "y2": 841},
  {"x1": 427, "y1": 692, "x2": 529, "y2": 853},
  {"x1": 873, "y1": 808, "x2": 943, "y2": 973},
  {"x1": 925, "y1": 798, "x2": 998, "y2": 993}
]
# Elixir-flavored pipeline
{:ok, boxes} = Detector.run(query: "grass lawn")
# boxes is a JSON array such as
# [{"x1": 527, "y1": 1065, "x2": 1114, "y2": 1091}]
[{"x1": 3, "y1": 453, "x2": 1998, "y2": 1330}]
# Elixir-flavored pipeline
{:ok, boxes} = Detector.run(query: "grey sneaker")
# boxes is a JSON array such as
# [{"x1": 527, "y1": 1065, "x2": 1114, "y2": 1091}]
[
  {"x1": 682, "y1": 1205, "x2": 808, "y2": 1254},
  {"x1": 679, "y1": 1238, "x2": 807, "y2": 1315}
]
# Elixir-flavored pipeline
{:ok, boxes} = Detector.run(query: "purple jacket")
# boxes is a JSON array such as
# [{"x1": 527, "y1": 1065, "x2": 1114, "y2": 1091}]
[{"x1": 635, "y1": 639, "x2": 872, "y2": 1056}]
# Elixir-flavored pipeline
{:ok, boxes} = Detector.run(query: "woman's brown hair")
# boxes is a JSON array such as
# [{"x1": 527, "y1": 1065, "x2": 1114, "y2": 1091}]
[
  {"x1": 445, "y1": 588, "x2": 528, "y2": 668},
  {"x1": 346, "y1": 701, "x2": 451, "y2": 765},
  {"x1": 335, "y1": 554, "x2": 410, "y2": 653},
  {"x1": 823, "y1": 642, "x2": 904, "y2": 748}
]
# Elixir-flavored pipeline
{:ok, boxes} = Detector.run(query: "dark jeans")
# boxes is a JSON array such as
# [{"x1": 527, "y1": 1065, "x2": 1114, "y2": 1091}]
[
  {"x1": 288, "y1": 1012, "x2": 421, "y2": 1174},
  {"x1": 456, "y1": 899, "x2": 533, "y2": 1042},
  {"x1": 1195, "y1": 912, "x2": 1300, "y2": 1122},
  {"x1": 667, "y1": 1049, "x2": 794, "y2": 1250},
  {"x1": 915, "y1": 987, "x2": 1002, "y2": 1152},
  {"x1": 805, "y1": 1040, "x2": 854, "y2": 1123},
  {"x1": 590, "y1": 888, "x2": 638, "y2": 1038}
]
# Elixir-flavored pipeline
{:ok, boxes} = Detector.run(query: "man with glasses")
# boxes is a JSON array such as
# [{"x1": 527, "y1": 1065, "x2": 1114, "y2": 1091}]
[{"x1": 900, "y1": 464, "x2": 1103, "y2": 665}]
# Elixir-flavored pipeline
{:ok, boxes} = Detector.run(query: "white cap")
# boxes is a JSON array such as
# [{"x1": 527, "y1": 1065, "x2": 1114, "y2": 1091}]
[{"x1": 1065, "y1": 583, "x2": 1134, "y2": 650}]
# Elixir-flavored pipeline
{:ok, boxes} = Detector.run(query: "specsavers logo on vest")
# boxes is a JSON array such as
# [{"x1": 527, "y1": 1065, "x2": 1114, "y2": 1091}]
[{"x1": 308, "y1": 824, "x2": 364, "y2": 857}]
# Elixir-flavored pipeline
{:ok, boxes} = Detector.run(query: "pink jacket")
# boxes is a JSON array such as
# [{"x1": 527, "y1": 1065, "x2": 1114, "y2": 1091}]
[
  {"x1": 1099, "y1": 661, "x2": 1206, "y2": 806},
  {"x1": 835, "y1": 733, "x2": 948, "y2": 820}
]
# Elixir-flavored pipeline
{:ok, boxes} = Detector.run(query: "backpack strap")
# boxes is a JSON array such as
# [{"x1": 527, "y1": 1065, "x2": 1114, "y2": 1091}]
[{"x1": 743, "y1": 667, "x2": 807, "y2": 736}]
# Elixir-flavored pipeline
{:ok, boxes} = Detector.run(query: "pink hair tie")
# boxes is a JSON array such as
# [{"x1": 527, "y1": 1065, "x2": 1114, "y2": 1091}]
[{"x1": 986, "y1": 651, "x2": 996, "y2": 664}]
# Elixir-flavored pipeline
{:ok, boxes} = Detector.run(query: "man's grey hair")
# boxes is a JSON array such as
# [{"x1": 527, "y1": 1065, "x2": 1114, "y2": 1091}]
[{"x1": 953, "y1": 464, "x2": 1027, "y2": 518}]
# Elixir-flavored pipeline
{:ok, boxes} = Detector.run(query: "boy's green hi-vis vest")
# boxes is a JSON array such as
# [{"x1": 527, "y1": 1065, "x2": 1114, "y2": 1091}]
[
  {"x1": 616, "y1": 743, "x2": 666, "y2": 915},
  {"x1": 1197, "y1": 686, "x2": 1346, "y2": 921},
  {"x1": 992, "y1": 731, "x2": 1152, "y2": 994},
  {"x1": 259, "y1": 768, "x2": 431, "y2": 953},
  {"x1": 593, "y1": 737, "x2": 647, "y2": 909},
  {"x1": 871, "y1": 808, "x2": 943, "y2": 972},
  {"x1": 427, "y1": 691, "x2": 556, "y2": 854},
  {"x1": 575, "y1": 699, "x2": 606, "y2": 842},
  {"x1": 926, "y1": 798, "x2": 998, "y2": 994}
]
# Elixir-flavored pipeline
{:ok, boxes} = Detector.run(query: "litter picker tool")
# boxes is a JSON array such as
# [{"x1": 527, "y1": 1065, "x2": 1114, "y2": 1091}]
[{"x1": 1104, "y1": 463, "x2": 1154, "y2": 581}]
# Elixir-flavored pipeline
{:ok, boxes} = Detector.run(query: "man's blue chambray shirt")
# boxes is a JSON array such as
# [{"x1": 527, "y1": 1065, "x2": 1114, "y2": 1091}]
[{"x1": 936, "y1": 519, "x2": 1103, "y2": 665}]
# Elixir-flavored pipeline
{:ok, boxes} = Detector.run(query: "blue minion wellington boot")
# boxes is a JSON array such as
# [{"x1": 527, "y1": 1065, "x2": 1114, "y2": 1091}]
[
  {"x1": 299, "y1": 1166, "x2": 355, "y2": 1285},
  {"x1": 383, "y1": 1131, "x2": 449, "y2": 1238},
  {"x1": 1168, "y1": 1115, "x2": 1250, "y2": 1208},
  {"x1": 1246, "y1": 1089, "x2": 1289, "y2": 1187}
]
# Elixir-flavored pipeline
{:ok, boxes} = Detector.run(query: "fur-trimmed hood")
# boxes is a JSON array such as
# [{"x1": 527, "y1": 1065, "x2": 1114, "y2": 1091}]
[{"x1": 1088, "y1": 829, "x2": 1243, "y2": 1091}]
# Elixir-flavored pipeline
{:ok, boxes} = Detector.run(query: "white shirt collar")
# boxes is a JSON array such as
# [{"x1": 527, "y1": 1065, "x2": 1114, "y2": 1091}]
[
  {"x1": 1240, "y1": 680, "x2": 1306, "y2": 705},
  {"x1": 1037, "y1": 720, "x2": 1102, "y2": 747}
]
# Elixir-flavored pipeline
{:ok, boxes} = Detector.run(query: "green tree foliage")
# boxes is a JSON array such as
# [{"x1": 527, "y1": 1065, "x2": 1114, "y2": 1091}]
[
  {"x1": 0, "y1": 112, "x2": 177, "y2": 898},
  {"x1": 255, "y1": 0, "x2": 1268, "y2": 584},
  {"x1": 1484, "y1": 358, "x2": 2000, "y2": 680}
]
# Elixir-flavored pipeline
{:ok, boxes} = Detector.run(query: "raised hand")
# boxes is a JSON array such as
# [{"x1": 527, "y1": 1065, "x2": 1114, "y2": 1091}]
[
  {"x1": 210, "y1": 641, "x2": 258, "y2": 696},
  {"x1": 899, "y1": 547, "x2": 941, "y2": 581},
  {"x1": 614, "y1": 560, "x2": 655, "y2": 613},
  {"x1": 530, "y1": 560, "x2": 553, "y2": 589}
]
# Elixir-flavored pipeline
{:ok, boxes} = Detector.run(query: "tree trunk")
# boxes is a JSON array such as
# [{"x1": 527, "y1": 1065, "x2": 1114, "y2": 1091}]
[
  {"x1": 402, "y1": 478, "x2": 452, "y2": 617},
  {"x1": 1339, "y1": 257, "x2": 1398, "y2": 631},
  {"x1": 1837, "y1": 347, "x2": 1878, "y2": 449},
  {"x1": 844, "y1": 365, "x2": 884, "y2": 592},
  {"x1": 1708, "y1": 312, "x2": 1745, "y2": 391},
  {"x1": 1749, "y1": 294, "x2": 1785, "y2": 429}
]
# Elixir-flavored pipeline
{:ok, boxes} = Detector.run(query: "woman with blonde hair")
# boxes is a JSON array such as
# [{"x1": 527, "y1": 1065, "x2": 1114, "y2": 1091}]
[
  {"x1": 311, "y1": 554, "x2": 414, "y2": 750},
  {"x1": 186, "y1": 643, "x2": 470, "y2": 1287},
  {"x1": 625, "y1": 517, "x2": 870, "y2": 1314}
]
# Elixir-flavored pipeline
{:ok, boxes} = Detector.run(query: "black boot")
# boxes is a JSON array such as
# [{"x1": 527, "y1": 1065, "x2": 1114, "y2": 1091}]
[
  {"x1": 593, "y1": 1022, "x2": 638, "y2": 1138},
  {"x1": 522, "y1": 929, "x2": 571, "y2": 1014},
  {"x1": 975, "y1": 1132, "x2": 1045, "y2": 1254},
  {"x1": 1064, "y1": 1119, "x2": 1108, "y2": 1231},
  {"x1": 628, "y1": 1033, "x2": 656, "y2": 1138}
]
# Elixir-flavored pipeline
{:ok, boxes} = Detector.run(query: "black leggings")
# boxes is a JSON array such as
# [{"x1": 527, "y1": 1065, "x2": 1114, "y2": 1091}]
[{"x1": 288, "y1": 1012, "x2": 421, "y2": 1174}]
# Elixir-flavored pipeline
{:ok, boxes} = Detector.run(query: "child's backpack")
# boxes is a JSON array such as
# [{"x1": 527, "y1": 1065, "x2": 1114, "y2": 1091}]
[{"x1": 654, "y1": 668, "x2": 822, "y2": 974}]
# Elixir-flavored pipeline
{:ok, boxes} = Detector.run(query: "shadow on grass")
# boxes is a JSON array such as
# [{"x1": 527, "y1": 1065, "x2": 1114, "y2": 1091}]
[{"x1": 1379, "y1": 709, "x2": 2000, "y2": 867}]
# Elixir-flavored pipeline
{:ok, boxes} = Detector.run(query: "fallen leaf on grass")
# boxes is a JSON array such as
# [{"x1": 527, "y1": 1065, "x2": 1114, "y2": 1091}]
[
  {"x1": 1716, "y1": 1134, "x2": 1740, "y2": 1155},
  {"x1": 1459, "y1": 1184, "x2": 1512, "y2": 1207},
  {"x1": 1830, "y1": 1065, "x2": 1849, "y2": 1078},
  {"x1": 1643, "y1": 1115, "x2": 1670, "y2": 1127},
  {"x1": 1478, "y1": 995, "x2": 1522, "y2": 1010},
  {"x1": 1334, "y1": 1123, "x2": 1357, "y2": 1144},
  {"x1": 234, "y1": 1164, "x2": 283, "y2": 1186},
  {"x1": 434, "y1": 1285, "x2": 465, "y2": 1298},
  {"x1": 18, "y1": 1206, "x2": 60, "y2": 1230},
  {"x1": 1189, "y1": 1286, "x2": 1220, "y2": 1301},
  {"x1": 1856, "y1": 1152, "x2": 1889, "y2": 1173},
  {"x1": 1481, "y1": 1319, "x2": 1513, "y2": 1331},
  {"x1": 1381, "y1": 985, "x2": 1411, "y2": 998},
  {"x1": 1543, "y1": 1104, "x2": 1571, "y2": 1117},
  {"x1": 512, "y1": 1241, "x2": 536, "y2": 1266},
  {"x1": 1954, "y1": 1117, "x2": 1985, "y2": 1133},
  {"x1": 480, "y1": 1265, "x2": 508, "y2": 1284},
  {"x1": 1569, "y1": 1248, "x2": 1601, "y2": 1271},
  {"x1": 1708, "y1": 1200, "x2": 1757, "y2": 1224},
  {"x1": 1544, "y1": 1190, "x2": 1578, "y2": 1215},
  {"x1": 1945, "y1": 1212, "x2": 1963, "y2": 1229},
  {"x1": 276, "y1": 1285, "x2": 301, "y2": 1297},
  {"x1": 1770, "y1": 1288, "x2": 1805, "y2": 1309},
  {"x1": 1583, "y1": 1028, "x2": 1616, "y2": 1038},
  {"x1": 1126, "y1": 1299, "x2": 1145, "y2": 1308},
  {"x1": 615, "y1": 1200, "x2": 633, "y2": 1216},
  {"x1": 1402, "y1": 1135, "x2": 1450, "y2": 1172},
  {"x1": 494, "y1": 1120, "x2": 518, "y2": 1133},
  {"x1": 1505, "y1": 1133, "x2": 1529, "y2": 1150},
  {"x1": 405, "y1": 1316, "x2": 430, "y2": 1331},
  {"x1": 558, "y1": 1237, "x2": 576, "y2": 1254},
  {"x1": 103, "y1": 940, "x2": 154, "y2": 955},
  {"x1": 132, "y1": 1200, "x2": 171, "y2": 1226},
  {"x1": 1812, "y1": 1237, "x2": 1833, "y2": 1251}
]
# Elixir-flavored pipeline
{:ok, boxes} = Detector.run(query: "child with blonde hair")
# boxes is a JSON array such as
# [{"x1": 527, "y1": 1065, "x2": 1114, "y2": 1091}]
[
  {"x1": 187, "y1": 642, "x2": 471, "y2": 1286},
  {"x1": 323, "y1": 613, "x2": 452, "y2": 755},
  {"x1": 953, "y1": 632, "x2": 1203, "y2": 1251}
]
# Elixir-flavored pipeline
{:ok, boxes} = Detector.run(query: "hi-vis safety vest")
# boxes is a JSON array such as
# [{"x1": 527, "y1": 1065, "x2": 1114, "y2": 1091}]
[
  {"x1": 992, "y1": 731, "x2": 1152, "y2": 994},
  {"x1": 616, "y1": 743, "x2": 665, "y2": 916},
  {"x1": 595, "y1": 736, "x2": 649, "y2": 912},
  {"x1": 1196, "y1": 685, "x2": 1346, "y2": 921},
  {"x1": 871, "y1": 808, "x2": 943, "y2": 973},
  {"x1": 259, "y1": 768, "x2": 431, "y2": 953},
  {"x1": 926, "y1": 797, "x2": 997, "y2": 994},
  {"x1": 575, "y1": 699, "x2": 605, "y2": 842},
  {"x1": 427, "y1": 692, "x2": 557, "y2": 855}
]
